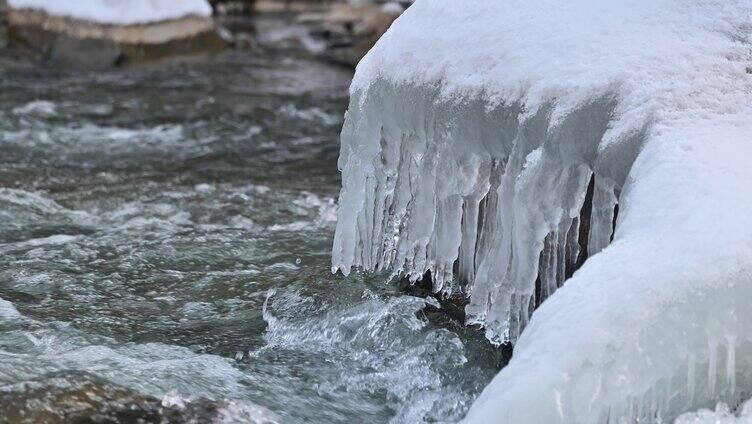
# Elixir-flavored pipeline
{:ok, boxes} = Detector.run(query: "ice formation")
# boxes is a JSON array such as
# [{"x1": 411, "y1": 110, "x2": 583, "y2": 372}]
[
  {"x1": 675, "y1": 401, "x2": 752, "y2": 424},
  {"x1": 7, "y1": 0, "x2": 212, "y2": 25},
  {"x1": 332, "y1": 0, "x2": 752, "y2": 421}
]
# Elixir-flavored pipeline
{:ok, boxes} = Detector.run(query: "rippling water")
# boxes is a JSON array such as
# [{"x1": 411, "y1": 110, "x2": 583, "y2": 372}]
[{"x1": 0, "y1": 16, "x2": 500, "y2": 423}]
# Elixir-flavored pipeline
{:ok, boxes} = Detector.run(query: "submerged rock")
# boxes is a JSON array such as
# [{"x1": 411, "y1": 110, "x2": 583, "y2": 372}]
[
  {"x1": 0, "y1": 373, "x2": 279, "y2": 424},
  {"x1": 253, "y1": 0, "x2": 331, "y2": 14},
  {"x1": 211, "y1": 0, "x2": 256, "y2": 16},
  {"x1": 1, "y1": 375, "x2": 161, "y2": 423},
  {"x1": 6, "y1": 1, "x2": 226, "y2": 69}
]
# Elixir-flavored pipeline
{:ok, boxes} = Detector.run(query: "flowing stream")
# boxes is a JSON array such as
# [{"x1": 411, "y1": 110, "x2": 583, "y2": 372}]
[{"x1": 0, "y1": 14, "x2": 500, "y2": 423}]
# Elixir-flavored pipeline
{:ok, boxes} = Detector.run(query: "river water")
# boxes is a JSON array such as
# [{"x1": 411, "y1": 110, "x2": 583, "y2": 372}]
[{"x1": 0, "y1": 15, "x2": 500, "y2": 423}]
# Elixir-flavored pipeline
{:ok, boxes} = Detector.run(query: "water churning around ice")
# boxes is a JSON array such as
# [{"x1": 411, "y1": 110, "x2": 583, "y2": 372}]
[{"x1": 0, "y1": 28, "x2": 500, "y2": 423}]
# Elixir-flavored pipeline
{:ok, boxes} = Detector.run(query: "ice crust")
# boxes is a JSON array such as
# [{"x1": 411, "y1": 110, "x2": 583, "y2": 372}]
[
  {"x1": 7, "y1": 0, "x2": 212, "y2": 25},
  {"x1": 332, "y1": 0, "x2": 752, "y2": 421}
]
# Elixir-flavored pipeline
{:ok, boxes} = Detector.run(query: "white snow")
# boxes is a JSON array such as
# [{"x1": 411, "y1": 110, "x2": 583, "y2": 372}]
[
  {"x1": 676, "y1": 402, "x2": 752, "y2": 424},
  {"x1": 332, "y1": 0, "x2": 752, "y2": 421},
  {"x1": 7, "y1": 0, "x2": 212, "y2": 25}
]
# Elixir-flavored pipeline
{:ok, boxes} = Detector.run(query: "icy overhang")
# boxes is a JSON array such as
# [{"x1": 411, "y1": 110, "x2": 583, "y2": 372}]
[{"x1": 333, "y1": 0, "x2": 752, "y2": 421}]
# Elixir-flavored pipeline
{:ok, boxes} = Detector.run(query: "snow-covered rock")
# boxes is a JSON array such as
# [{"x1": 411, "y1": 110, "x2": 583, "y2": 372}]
[
  {"x1": 332, "y1": 0, "x2": 752, "y2": 421},
  {"x1": 7, "y1": 0, "x2": 212, "y2": 25},
  {"x1": 6, "y1": 0, "x2": 224, "y2": 68}
]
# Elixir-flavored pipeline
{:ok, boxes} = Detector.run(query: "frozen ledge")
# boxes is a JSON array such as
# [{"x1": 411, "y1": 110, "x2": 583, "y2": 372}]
[
  {"x1": 332, "y1": 0, "x2": 752, "y2": 421},
  {"x1": 333, "y1": 80, "x2": 641, "y2": 344}
]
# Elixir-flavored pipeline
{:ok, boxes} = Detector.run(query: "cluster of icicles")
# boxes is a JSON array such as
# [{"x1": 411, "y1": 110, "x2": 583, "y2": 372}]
[{"x1": 332, "y1": 83, "x2": 640, "y2": 344}]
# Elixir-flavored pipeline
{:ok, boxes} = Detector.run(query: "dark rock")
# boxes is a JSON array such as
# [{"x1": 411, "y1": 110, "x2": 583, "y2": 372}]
[
  {"x1": 0, "y1": 373, "x2": 278, "y2": 424},
  {"x1": 299, "y1": 2, "x2": 403, "y2": 67},
  {"x1": 253, "y1": 0, "x2": 332, "y2": 14},
  {"x1": 211, "y1": 0, "x2": 256, "y2": 16},
  {"x1": 398, "y1": 271, "x2": 513, "y2": 368}
]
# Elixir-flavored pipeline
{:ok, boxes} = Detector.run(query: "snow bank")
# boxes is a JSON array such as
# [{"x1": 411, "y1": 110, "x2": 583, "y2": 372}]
[
  {"x1": 7, "y1": 0, "x2": 212, "y2": 25},
  {"x1": 464, "y1": 118, "x2": 752, "y2": 423},
  {"x1": 332, "y1": 0, "x2": 752, "y2": 421}
]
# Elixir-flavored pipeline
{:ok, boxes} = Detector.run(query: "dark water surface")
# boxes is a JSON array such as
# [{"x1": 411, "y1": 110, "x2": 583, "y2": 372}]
[{"x1": 0, "y1": 16, "x2": 499, "y2": 423}]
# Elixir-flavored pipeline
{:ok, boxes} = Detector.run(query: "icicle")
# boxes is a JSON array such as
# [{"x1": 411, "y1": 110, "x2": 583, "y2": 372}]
[
  {"x1": 725, "y1": 334, "x2": 737, "y2": 395},
  {"x1": 335, "y1": 84, "x2": 631, "y2": 345},
  {"x1": 625, "y1": 396, "x2": 634, "y2": 424},
  {"x1": 663, "y1": 377, "x2": 671, "y2": 420},
  {"x1": 587, "y1": 179, "x2": 617, "y2": 256},
  {"x1": 649, "y1": 386, "x2": 657, "y2": 421},
  {"x1": 565, "y1": 216, "x2": 581, "y2": 277},
  {"x1": 708, "y1": 338, "x2": 719, "y2": 396},
  {"x1": 687, "y1": 353, "x2": 696, "y2": 405}
]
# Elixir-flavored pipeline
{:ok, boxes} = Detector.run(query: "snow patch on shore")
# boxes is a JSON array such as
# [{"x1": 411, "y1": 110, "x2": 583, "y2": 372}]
[{"x1": 8, "y1": 0, "x2": 212, "y2": 25}]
